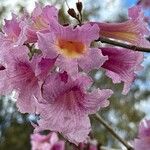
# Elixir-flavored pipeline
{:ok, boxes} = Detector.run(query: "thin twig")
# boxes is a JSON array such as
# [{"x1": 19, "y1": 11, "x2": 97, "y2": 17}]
[
  {"x1": 79, "y1": 12, "x2": 82, "y2": 22},
  {"x1": 65, "y1": 0, "x2": 69, "y2": 9},
  {"x1": 95, "y1": 113, "x2": 134, "y2": 150},
  {"x1": 75, "y1": 16, "x2": 82, "y2": 25},
  {"x1": 96, "y1": 36, "x2": 150, "y2": 53}
]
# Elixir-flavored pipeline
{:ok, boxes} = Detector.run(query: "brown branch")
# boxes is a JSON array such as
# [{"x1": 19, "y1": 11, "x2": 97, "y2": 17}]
[
  {"x1": 95, "y1": 113, "x2": 134, "y2": 150},
  {"x1": 96, "y1": 36, "x2": 150, "y2": 53},
  {"x1": 101, "y1": 146, "x2": 121, "y2": 150}
]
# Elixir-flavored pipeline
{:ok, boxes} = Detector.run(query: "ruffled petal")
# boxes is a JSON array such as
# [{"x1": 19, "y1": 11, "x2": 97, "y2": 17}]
[
  {"x1": 83, "y1": 89, "x2": 113, "y2": 114},
  {"x1": 78, "y1": 48, "x2": 108, "y2": 72},
  {"x1": 37, "y1": 107, "x2": 91, "y2": 145},
  {"x1": 55, "y1": 56, "x2": 78, "y2": 78},
  {"x1": 16, "y1": 85, "x2": 38, "y2": 113},
  {"x1": 41, "y1": 73, "x2": 69, "y2": 103},
  {"x1": 101, "y1": 47, "x2": 143, "y2": 94},
  {"x1": 37, "y1": 32, "x2": 58, "y2": 59},
  {"x1": 49, "y1": 20, "x2": 100, "y2": 46}
]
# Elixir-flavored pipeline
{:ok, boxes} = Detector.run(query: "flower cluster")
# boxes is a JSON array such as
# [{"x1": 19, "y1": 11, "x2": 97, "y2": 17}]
[{"x1": 0, "y1": 2, "x2": 148, "y2": 145}]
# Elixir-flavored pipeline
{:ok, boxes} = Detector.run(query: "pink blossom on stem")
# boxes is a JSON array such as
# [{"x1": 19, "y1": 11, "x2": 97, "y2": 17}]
[
  {"x1": 133, "y1": 119, "x2": 150, "y2": 150},
  {"x1": 31, "y1": 132, "x2": 65, "y2": 150},
  {"x1": 35, "y1": 72, "x2": 113, "y2": 144},
  {"x1": 101, "y1": 47, "x2": 143, "y2": 95},
  {"x1": 37, "y1": 21, "x2": 107, "y2": 77},
  {"x1": 90, "y1": 6, "x2": 150, "y2": 47}
]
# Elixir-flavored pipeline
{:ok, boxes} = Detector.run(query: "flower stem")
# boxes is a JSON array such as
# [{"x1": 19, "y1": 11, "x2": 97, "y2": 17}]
[
  {"x1": 95, "y1": 113, "x2": 134, "y2": 150},
  {"x1": 96, "y1": 36, "x2": 150, "y2": 53}
]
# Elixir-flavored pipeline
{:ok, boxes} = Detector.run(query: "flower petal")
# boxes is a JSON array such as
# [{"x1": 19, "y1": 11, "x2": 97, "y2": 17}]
[
  {"x1": 78, "y1": 48, "x2": 108, "y2": 72},
  {"x1": 101, "y1": 47, "x2": 143, "y2": 94},
  {"x1": 83, "y1": 89, "x2": 113, "y2": 114},
  {"x1": 55, "y1": 56, "x2": 78, "y2": 78},
  {"x1": 37, "y1": 32, "x2": 58, "y2": 59}
]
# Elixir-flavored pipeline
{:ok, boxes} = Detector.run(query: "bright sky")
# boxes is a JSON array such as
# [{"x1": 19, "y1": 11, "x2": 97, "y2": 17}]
[{"x1": 0, "y1": 0, "x2": 133, "y2": 20}]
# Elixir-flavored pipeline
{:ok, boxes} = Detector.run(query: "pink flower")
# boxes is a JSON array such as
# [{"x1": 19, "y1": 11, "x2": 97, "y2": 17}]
[
  {"x1": 0, "y1": 14, "x2": 27, "y2": 49},
  {"x1": 0, "y1": 46, "x2": 55, "y2": 113},
  {"x1": 133, "y1": 119, "x2": 150, "y2": 150},
  {"x1": 101, "y1": 47, "x2": 143, "y2": 95},
  {"x1": 35, "y1": 72, "x2": 113, "y2": 144},
  {"x1": 90, "y1": 6, "x2": 150, "y2": 47},
  {"x1": 31, "y1": 3, "x2": 58, "y2": 30},
  {"x1": 37, "y1": 21, "x2": 107, "y2": 77},
  {"x1": 20, "y1": 3, "x2": 58, "y2": 43},
  {"x1": 31, "y1": 132, "x2": 64, "y2": 150}
]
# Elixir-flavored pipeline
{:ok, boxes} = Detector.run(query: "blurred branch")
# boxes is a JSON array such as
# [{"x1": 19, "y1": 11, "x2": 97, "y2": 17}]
[
  {"x1": 95, "y1": 113, "x2": 134, "y2": 150},
  {"x1": 96, "y1": 36, "x2": 150, "y2": 53},
  {"x1": 101, "y1": 146, "x2": 121, "y2": 150}
]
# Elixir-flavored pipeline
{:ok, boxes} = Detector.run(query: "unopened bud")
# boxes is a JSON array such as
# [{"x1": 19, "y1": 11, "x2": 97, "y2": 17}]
[
  {"x1": 76, "y1": 2, "x2": 83, "y2": 13},
  {"x1": 67, "y1": 8, "x2": 77, "y2": 18}
]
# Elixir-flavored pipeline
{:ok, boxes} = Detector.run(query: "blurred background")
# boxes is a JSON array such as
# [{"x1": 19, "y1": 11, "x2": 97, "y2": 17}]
[{"x1": 0, "y1": 0, "x2": 150, "y2": 149}]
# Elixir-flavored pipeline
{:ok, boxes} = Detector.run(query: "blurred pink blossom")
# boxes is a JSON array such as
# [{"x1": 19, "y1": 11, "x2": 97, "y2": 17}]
[
  {"x1": 133, "y1": 119, "x2": 150, "y2": 150},
  {"x1": 31, "y1": 132, "x2": 64, "y2": 150}
]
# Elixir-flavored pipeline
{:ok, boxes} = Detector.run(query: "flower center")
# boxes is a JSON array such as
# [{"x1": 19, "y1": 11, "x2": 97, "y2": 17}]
[{"x1": 57, "y1": 39, "x2": 86, "y2": 58}]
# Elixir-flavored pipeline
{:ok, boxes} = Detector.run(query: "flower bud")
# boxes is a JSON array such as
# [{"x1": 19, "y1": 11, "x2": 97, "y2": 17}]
[
  {"x1": 67, "y1": 8, "x2": 77, "y2": 18},
  {"x1": 76, "y1": 2, "x2": 83, "y2": 13}
]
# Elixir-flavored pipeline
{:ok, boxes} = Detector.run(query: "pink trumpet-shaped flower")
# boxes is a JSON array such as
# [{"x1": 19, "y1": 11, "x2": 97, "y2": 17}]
[
  {"x1": 101, "y1": 47, "x2": 143, "y2": 95},
  {"x1": 90, "y1": 6, "x2": 150, "y2": 47},
  {"x1": 31, "y1": 132, "x2": 64, "y2": 150},
  {"x1": 0, "y1": 46, "x2": 55, "y2": 113},
  {"x1": 133, "y1": 119, "x2": 150, "y2": 150},
  {"x1": 38, "y1": 21, "x2": 107, "y2": 77},
  {"x1": 0, "y1": 14, "x2": 27, "y2": 49},
  {"x1": 36, "y1": 72, "x2": 113, "y2": 144},
  {"x1": 21, "y1": 3, "x2": 58, "y2": 43}
]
